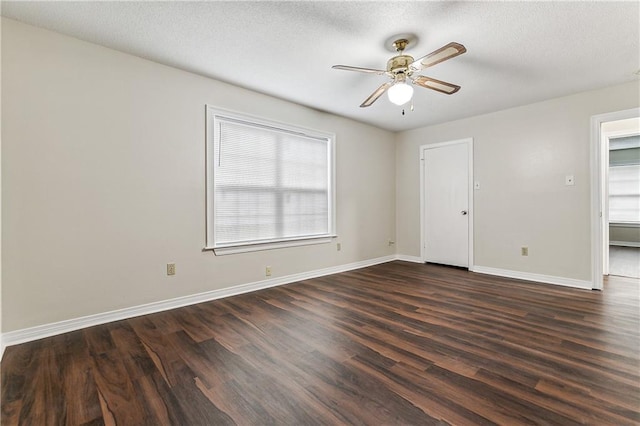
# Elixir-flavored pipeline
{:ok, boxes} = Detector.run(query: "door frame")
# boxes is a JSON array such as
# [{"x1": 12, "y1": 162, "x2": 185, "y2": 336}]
[
  {"x1": 590, "y1": 107, "x2": 640, "y2": 290},
  {"x1": 420, "y1": 138, "x2": 474, "y2": 269}
]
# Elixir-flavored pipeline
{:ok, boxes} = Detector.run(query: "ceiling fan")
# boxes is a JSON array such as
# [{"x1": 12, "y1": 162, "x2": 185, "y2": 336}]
[{"x1": 332, "y1": 36, "x2": 466, "y2": 108}]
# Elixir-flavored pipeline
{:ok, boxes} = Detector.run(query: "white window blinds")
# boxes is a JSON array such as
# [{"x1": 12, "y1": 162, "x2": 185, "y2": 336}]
[
  {"x1": 206, "y1": 108, "x2": 335, "y2": 253},
  {"x1": 609, "y1": 164, "x2": 640, "y2": 223},
  {"x1": 609, "y1": 136, "x2": 640, "y2": 223}
]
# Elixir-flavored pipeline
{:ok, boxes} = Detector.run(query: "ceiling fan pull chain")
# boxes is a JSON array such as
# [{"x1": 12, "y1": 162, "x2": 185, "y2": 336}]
[{"x1": 401, "y1": 102, "x2": 414, "y2": 116}]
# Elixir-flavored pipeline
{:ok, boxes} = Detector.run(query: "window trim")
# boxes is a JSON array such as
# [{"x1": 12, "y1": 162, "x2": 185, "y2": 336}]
[{"x1": 204, "y1": 106, "x2": 337, "y2": 255}]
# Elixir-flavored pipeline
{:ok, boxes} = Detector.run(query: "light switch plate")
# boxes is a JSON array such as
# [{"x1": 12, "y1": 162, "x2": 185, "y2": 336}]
[{"x1": 565, "y1": 175, "x2": 575, "y2": 186}]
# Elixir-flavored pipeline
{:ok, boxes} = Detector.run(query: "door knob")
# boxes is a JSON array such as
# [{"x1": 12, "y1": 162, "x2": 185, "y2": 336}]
[{"x1": 461, "y1": 210, "x2": 468, "y2": 215}]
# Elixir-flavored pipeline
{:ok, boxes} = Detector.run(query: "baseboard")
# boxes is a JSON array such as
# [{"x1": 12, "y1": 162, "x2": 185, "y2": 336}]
[
  {"x1": 1, "y1": 255, "x2": 397, "y2": 350},
  {"x1": 473, "y1": 265, "x2": 593, "y2": 290},
  {"x1": 395, "y1": 254, "x2": 423, "y2": 263},
  {"x1": 610, "y1": 241, "x2": 640, "y2": 248},
  {"x1": 2, "y1": 256, "x2": 596, "y2": 351}
]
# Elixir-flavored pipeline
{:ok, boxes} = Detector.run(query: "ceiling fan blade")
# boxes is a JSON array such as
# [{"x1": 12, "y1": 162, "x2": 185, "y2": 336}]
[
  {"x1": 413, "y1": 76, "x2": 461, "y2": 95},
  {"x1": 332, "y1": 65, "x2": 387, "y2": 75},
  {"x1": 410, "y1": 42, "x2": 467, "y2": 71},
  {"x1": 360, "y1": 82, "x2": 393, "y2": 107}
]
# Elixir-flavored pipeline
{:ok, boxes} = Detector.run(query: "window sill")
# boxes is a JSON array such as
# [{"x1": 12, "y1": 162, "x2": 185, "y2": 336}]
[{"x1": 204, "y1": 236, "x2": 336, "y2": 255}]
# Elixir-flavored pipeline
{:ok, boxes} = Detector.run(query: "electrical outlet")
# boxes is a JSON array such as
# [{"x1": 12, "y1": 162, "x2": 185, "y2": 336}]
[
  {"x1": 265, "y1": 266, "x2": 272, "y2": 277},
  {"x1": 521, "y1": 247, "x2": 528, "y2": 256},
  {"x1": 337, "y1": 243, "x2": 341, "y2": 251},
  {"x1": 167, "y1": 263, "x2": 176, "y2": 276}
]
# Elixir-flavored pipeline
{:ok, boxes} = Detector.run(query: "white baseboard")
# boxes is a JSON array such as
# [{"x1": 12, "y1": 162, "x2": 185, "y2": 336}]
[
  {"x1": 1, "y1": 255, "x2": 397, "y2": 350},
  {"x1": 395, "y1": 254, "x2": 423, "y2": 263},
  {"x1": 610, "y1": 241, "x2": 640, "y2": 248},
  {"x1": 473, "y1": 265, "x2": 593, "y2": 290},
  {"x1": 1, "y1": 256, "x2": 597, "y2": 354}
]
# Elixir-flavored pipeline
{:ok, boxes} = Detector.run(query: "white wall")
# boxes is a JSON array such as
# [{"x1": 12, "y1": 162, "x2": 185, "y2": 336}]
[
  {"x1": 1, "y1": 18, "x2": 396, "y2": 332},
  {"x1": 396, "y1": 80, "x2": 640, "y2": 282}
]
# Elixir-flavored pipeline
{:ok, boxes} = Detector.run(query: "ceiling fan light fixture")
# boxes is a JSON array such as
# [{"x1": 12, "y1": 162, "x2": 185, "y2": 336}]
[{"x1": 387, "y1": 81, "x2": 414, "y2": 105}]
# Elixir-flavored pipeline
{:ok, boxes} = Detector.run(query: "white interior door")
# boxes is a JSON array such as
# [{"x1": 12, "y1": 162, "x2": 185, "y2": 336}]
[{"x1": 422, "y1": 141, "x2": 471, "y2": 267}]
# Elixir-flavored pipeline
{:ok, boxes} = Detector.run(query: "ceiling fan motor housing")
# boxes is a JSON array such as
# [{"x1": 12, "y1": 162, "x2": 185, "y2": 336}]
[{"x1": 387, "y1": 55, "x2": 415, "y2": 74}]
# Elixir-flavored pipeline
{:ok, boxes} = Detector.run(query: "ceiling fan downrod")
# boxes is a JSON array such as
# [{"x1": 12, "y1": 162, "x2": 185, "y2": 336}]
[{"x1": 393, "y1": 38, "x2": 409, "y2": 53}]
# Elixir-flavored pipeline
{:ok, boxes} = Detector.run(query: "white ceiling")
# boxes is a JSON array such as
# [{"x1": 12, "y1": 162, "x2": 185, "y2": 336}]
[{"x1": 2, "y1": 1, "x2": 639, "y2": 132}]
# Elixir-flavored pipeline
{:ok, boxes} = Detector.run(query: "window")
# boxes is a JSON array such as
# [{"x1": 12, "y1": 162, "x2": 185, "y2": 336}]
[
  {"x1": 206, "y1": 107, "x2": 336, "y2": 254},
  {"x1": 609, "y1": 135, "x2": 640, "y2": 223}
]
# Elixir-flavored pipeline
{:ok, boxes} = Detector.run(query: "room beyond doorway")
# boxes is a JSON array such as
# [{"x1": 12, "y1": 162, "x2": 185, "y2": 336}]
[
  {"x1": 609, "y1": 246, "x2": 640, "y2": 278},
  {"x1": 599, "y1": 114, "x2": 640, "y2": 281}
]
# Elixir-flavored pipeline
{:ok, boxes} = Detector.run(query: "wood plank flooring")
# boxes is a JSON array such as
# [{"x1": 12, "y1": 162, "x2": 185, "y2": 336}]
[{"x1": 2, "y1": 261, "x2": 639, "y2": 425}]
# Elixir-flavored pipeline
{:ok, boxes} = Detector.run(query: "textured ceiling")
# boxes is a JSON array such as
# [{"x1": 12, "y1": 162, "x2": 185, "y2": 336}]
[{"x1": 2, "y1": 1, "x2": 639, "y2": 132}]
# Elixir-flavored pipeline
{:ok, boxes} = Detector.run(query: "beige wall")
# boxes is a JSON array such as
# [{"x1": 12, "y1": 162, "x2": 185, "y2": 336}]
[
  {"x1": 1, "y1": 19, "x2": 396, "y2": 332},
  {"x1": 396, "y1": 80, "x2": 640, "y2": 281}
]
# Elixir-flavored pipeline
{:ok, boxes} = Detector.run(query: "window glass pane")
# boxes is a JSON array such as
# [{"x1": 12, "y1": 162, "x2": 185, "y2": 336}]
[
  {"x1": 216, "y1": 122, "x2": 277, "y2": 187},
  {"x1": 215, "y1": 190, "x2": 277, "y2": 244},
  {"x1": 281, "y1": 135, "x2": 328, "y2": 190},
  {"x1": 282, "y1": 191, "x2": 329, "y2": 236}
]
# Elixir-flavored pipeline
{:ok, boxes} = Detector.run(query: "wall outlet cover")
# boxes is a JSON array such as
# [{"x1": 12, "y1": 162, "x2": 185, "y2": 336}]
[{"x1": 167, "y1": 263, "x2": 176, "y2": 276}]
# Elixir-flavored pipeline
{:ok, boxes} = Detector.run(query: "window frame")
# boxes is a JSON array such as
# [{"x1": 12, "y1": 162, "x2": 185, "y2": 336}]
[{"x1": 204, "y1": 106, "x2": 336, "y2": 255}]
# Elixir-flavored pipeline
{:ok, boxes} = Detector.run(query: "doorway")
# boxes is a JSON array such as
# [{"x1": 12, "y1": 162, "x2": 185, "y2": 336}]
[
  {"x1": 602, "y1": 118, "x2": 640, "y2": 278},
  {"x1": 420, "y1": 138, "x2": 474, "y2": 268},
  {"x1": 591, "y1": 108, "x2": 640, "y2": 288}
]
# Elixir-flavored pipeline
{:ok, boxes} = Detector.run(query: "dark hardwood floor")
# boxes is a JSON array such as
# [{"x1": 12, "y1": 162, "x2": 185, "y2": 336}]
[{"x1": 2, "y1": 261, "x2": 639, "y2": 425}]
